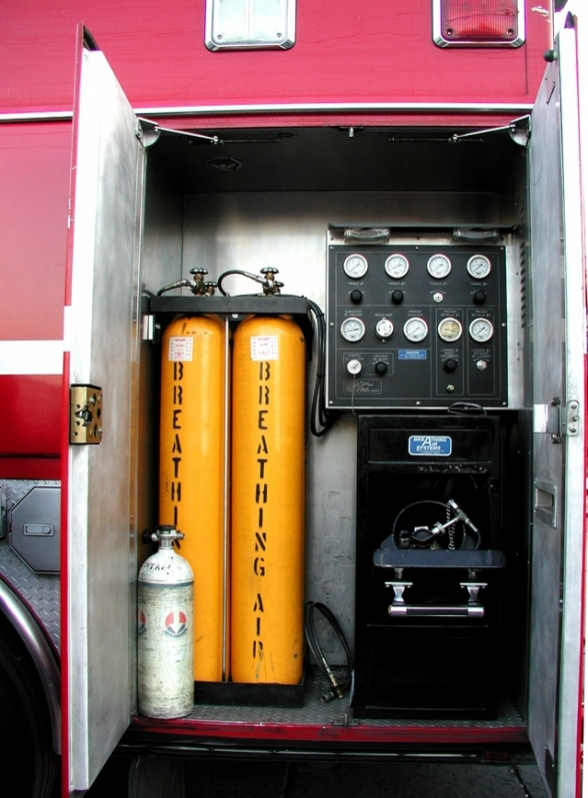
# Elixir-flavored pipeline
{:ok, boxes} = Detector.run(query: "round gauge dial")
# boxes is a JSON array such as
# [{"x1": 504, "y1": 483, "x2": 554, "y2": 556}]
[
  {"x1": 343, "y1": 254, "x2": 368, "y2": 279},
  {"x1": 403, "y1": 317, "x2": 428, "y2": 343},
  {"x1": 469, "y1": 317, "x2": 494, "y2": 343},
  {"x1": 385, "y1": 254, "x2": 409, "y2": 280},
  {"x1": 438, "y1": 317, "x2": 463, "y2": 342},
  {"x1": 467, "y1": 254, "x2": 492, "y2": 279},
  {"x1": 340, "y1": 317, "x2": 366, "y2": 342},
  {"x1": 375, "y1": 318, "x2": 394, "y2": 340},
  {"x1": 427, "y1": 254, "x2": 452, "y2": 279}
]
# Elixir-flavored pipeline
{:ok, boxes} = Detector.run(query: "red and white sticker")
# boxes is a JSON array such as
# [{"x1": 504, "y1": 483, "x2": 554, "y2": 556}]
[
  {"x1": 164, "y1": 608, "x2": 188, "y2": 638},
  {"x1": 250, "y1": 335, "x2": 278, "y2": 361},
  {"x1": 168, "y1": 336, "x2": 193, "y2": 362}
]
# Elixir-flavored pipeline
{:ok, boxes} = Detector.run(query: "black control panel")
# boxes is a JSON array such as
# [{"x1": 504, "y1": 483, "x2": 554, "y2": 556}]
[{"x1": 326, "y1": 242, "x2": 508, "y2": 408}]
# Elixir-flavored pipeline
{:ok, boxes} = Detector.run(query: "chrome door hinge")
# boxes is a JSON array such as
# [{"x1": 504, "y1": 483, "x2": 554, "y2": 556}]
[
  {"x1": 564, "y1": 399, "x2": 580, "y2": 437},
  {"x1": 70, "y1": 385, "x2": 103, "y2": 445}
]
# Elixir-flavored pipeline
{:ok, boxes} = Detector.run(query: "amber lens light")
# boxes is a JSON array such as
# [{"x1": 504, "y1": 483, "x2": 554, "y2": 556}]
[{"x1": 441, "y1": 0, "x2": 519, "y2": 42}]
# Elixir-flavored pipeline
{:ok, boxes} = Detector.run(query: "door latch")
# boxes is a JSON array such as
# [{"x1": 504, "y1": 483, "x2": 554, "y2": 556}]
[{"x1": 70, "y1": 385, "x2": 103, "y2": 445}]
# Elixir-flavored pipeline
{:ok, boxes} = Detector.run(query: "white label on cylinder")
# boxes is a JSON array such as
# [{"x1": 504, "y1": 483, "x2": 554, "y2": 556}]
[
  {"x1": 168, "y1": 336, "x2": 194, "y2": 362},
  {"x1": 250, "y1": 335, "x2": 279, "y2": 361}
]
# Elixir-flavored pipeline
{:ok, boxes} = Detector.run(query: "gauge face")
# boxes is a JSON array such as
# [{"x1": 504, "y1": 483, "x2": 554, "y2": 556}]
[
  {"x1": 385, "y1": 254, "x2": 409, "y2": 280},
  {"x1": 403, "y1": 317, "x2": 428, "y2": 343},
  {"x1": 438, "y1": 317, "x2": 463, "y2": 343},
  {"x1": 469, "y1": 317, "x2": 494, "y2": 343},
  {"x1": 427, "y1": 254, "x2": 452, "y2": 279},
  {"x1": 467, "y1": 254, "x2": 492, "y2": 279},
  {"x1": 375, "y1": 318, "x2": 394, "y2": 340},
  {"x1": 343, "y1": 254, "x2": 368, "y2": 279},
  {"x1": 340, "y1": 317, "x2": 366, "y2": 342}
]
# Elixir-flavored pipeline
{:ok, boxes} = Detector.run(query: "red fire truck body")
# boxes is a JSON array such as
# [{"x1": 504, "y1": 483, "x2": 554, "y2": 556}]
[{"x1": 0, "y1": 2, "x2": 586, "y2": 797}]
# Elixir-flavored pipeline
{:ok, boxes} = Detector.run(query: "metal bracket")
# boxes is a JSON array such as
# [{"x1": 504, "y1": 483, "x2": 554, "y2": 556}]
[
  {"x1": 70, "y1": 385, "x2": 103, "y2": 445},
  {"x1": 534, "y1": 397, "x2": 573, "y2": 443},
  {"x1": 451, "y1": 115, "x2": 531, "y2": 147},
  {"x1": 136, "y1": 117, "x2": 219, "y2": 149},
  {"x1": 142, "y1": 314, "x2": 156, "y2": 342},
  {"x1": 384, "y1": 580, "x2": 413, "y2": 605},
  {"x1": 460, "y1": 581, "x2": 487, "y2": 605},
  {"x1": 332, "y1": 713, "x2": 358, "y2": 727}
]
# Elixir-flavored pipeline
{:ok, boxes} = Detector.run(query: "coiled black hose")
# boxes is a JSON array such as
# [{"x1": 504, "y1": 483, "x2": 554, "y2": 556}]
[{"x1": 304, "y1": 601, "x2": 353, "y2": 703}]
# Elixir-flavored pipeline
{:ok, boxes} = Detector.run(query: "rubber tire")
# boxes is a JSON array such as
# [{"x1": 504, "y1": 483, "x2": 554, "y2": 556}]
[{"x1": 0, "y1": 617, "x2": 59, "y2": 798}]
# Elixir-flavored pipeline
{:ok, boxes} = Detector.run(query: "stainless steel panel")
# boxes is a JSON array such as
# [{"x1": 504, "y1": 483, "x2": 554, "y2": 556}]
[
  {"x1": 181, "y1": 191, "x2": 507, "y2": 298},
  {"x1": 553, "y1": 28, "x2": 585, "y2": 798},
  {"x1": 67, "y1": 48, "x2": 141, "y2": 790},
  {"x1": 505, "y1": 239, "x2": 525, "y2": 408},
  {"x1": 528, "y1": 28, "x2": 584, "y2": 798},
  {"x1": 528, "y1": 55, "x2": 565, "y2": 798}
]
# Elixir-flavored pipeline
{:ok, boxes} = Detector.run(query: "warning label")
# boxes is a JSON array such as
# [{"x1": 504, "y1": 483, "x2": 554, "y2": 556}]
[
  {"x1": 250, "y1": 335, "x2": 279, "y2": 362},
  {"x1": 168, "y1": 337, "x2": 193, "y2": 362}
]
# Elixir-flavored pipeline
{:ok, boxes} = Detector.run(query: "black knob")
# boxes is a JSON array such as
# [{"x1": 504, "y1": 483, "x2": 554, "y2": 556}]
[
  {"x1": 350, "y1": 290, "x2": 363, "y2": 304},
  {"x1": 473, "y1": 291, "x2": 487, "y2": 305},
  {"x1": 375, "y1": 362, "x2": 387, "y2": 375},
  {"x1": 444, "y1": 358, "x2": 458, "y2": 373},
  {"x1": 391, "y1": 290, "x2": 404, "y2": 305}
]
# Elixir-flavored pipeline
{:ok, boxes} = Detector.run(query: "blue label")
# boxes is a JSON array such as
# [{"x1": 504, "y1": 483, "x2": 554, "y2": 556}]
[
  {"x1": 408, "y1": 435, "x2": 452, "y2": 457},
  {"x1": 399, "y1": 350, "x2": 427, "y2": 360}
]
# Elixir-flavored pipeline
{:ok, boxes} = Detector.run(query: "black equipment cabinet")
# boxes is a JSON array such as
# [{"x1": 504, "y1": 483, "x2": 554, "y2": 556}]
[{"x1": 353, "y1": 414, "x2": 509, "y2": 720}]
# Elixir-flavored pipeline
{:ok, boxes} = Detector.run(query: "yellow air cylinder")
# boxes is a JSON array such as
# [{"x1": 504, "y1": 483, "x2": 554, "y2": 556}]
[
  {"x1": 159, "y1": 315, "x2": 227, "y2": 682},
  {"x1": 231, "y1": 315, "x2": 306, "y2": 684}
]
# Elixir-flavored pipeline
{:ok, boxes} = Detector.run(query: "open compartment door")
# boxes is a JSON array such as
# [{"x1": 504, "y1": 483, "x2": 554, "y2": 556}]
[
  {"x1": 63, "y1": 28, "x2": 143, "y2": 792},
  {"x1": 528, "y1": 25, "x2": 585, "y2": 798}
]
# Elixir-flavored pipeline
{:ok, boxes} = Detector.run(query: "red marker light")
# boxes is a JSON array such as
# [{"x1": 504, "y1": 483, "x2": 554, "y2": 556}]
[{"x1": 433, "y1": 0, "x2": 524, "y2": 47}]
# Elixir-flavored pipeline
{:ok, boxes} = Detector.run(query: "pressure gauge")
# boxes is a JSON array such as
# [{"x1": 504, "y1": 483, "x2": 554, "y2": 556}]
[
  {"x1": 343, "y1": 254, "x2": 368, "y2": 279},
  {"x1": 375, "y1": 318, "x2": 394, "y2": 340},
  {"x1": 403, "y1": 317, "x2": 428, "y2": 343},
  {"x1": 427, "y1": 254, "x2": 452, "y2": 279},
  {"x1": 340, "y1": 317, "x2": 366, "y2": 342},
  {"x1": 385, "y1": 254, "x2": 409, "y2": 279},
  {"x1": 438, "y1": 317, "x2": 463, "y2": 342},
  {"x1": 469, "y1": 317, "x2": 494, "y2": 343},
  {"x1": 467, "y1": 254, "x2": 492, "y2": 279}
]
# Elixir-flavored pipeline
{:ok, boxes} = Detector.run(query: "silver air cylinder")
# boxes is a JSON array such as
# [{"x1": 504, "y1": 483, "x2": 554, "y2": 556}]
[{"x1": 138, "y1": 525, "x2": 194, "y2": 718}]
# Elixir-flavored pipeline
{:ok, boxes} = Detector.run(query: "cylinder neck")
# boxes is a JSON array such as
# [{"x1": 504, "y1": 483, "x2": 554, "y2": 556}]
[{"x1": 152, "y1": 525, "x2": 184, "y2": 548}]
